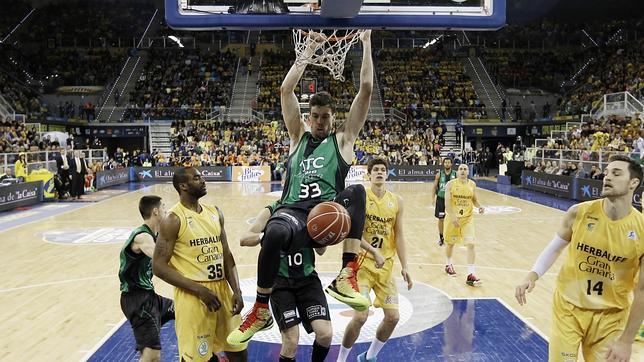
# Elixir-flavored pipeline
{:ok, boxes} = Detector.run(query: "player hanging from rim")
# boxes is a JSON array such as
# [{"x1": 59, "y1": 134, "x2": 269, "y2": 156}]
[{"x1": 227, "y1": 29, "x2": 374, "y2": 345}]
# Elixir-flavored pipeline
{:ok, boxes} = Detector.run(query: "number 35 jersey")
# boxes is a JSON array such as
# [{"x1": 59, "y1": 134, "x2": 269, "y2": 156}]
[
  {"x1": 169, "y1": 202, "x2": 226, "y2": 282},
  {"x1": 362, "y1": 188, "x2": 399, "y2": 260},
  {"x1": 557, "y1": 199, "x2": 644, "y2": 310}
]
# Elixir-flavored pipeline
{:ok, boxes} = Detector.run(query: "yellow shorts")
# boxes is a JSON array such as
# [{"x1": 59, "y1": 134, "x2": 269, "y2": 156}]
[
  {"x1": 357, "y1": 257, "x2": 398, "y2": 310},
  {"x1": 549, "y1": 289, "x2": 627, "y2": 362},
  {"x1": 174, "y1": 280, "x2": 246, "y2": 361},
  {"x1": 444, "y1": 216, "x2": 475, "y2": 245}
]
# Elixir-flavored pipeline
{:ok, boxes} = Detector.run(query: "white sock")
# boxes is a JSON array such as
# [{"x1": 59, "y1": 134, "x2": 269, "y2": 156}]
[
  {"x1": 337, "y1": 346, "x2": 352, "y2": 362},
  {"x1": 366, "y1": 337, "x2": 386, "y2": 359},
  {"x1": 468, "y1": 264, "x2": 475, "y2": 274},
  {"x1": 446, "y1": 257, "x2": 452, "y2": 265}
]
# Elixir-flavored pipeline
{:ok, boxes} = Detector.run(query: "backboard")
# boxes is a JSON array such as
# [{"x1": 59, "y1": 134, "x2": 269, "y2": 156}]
[{"x1": 165, "y1": 0, "x2": 505, "y2": 30}]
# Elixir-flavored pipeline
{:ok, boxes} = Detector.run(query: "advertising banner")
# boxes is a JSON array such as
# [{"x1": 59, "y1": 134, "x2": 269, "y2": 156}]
[
  {"x1": 387, "y1": 165, "x2": 441, "y2": 181},
  {"x1": 231, "y1": 166, "x2": 271, "y2": 182},
  {"x1": 96, "y1": 168, "x2": 130, "y2": 190},
  {"x1": 133, "y1": 167, "x2": 231, "y2": 182},
  {"x1": 0, "y1": 181, "x2": 43, "y2": 212},
  {"x1": 577, "y1": 177, "x2": 644, "y2": 209},
  {"x1": 345, "y1": 165, "x2": 368, "y2": 183},
  {"x1": 521, "y1": 171, "x2": 574, "y2": 198}
]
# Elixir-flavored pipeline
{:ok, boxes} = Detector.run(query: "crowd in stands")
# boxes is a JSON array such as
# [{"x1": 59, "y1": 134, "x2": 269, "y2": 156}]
[
  {"x1": 480, "y1": 20, "x2": 640, "y2": 50},
  {"x1": 485, "y1": 50, "x2": 578, "y2": 92},
  {"x1": 532, "y1": 115, "x2": 644, "y2": 178},
  {"x1": 256, "y1": 49, "x2": 356, "y2": 119},
  {"x1": 376, "y1": 48, "x2": 485, "y2": 120},
  {"x1": 124, "y1": 48, "x2": 237, "y2": 121},
  {"x1": 481, "y1": 19, "x2": 643, "y2": 119},
  {"x1": 558, "y1": 40, "x2": 644, "y2": 116},
  {"x1": 31, "y1": 49, "x2": 124, "y2": 90},
  {"x1": 544, "y1": 115, "x2": 643, "y2": 154},
  {"x1": 167, "y1": 120, "x2": 290, "y2": 170},
  {"x1": 162, "y1": 117, "x2": 451, "y2": 172},
  {"x1": 355, "y1": 119, "x2": 448, "y2": 165},
  {"x1": 15, "y1": 0, "x2": 155, "y2": 47},
  {"x1": 528, "y1": 159, "x2": 608, "y2": 180},
  {"x1": 0, "y1": 117, "x2": 59, "y2": 154}
]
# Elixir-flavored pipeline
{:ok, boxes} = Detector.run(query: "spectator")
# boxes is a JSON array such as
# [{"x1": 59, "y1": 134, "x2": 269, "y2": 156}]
[
  {"x1": 14, "y1": 153, "x2": 27, "y2": 182},
  {"x1": 590, "y1": 165, "x2": 604, "y2": 180}
]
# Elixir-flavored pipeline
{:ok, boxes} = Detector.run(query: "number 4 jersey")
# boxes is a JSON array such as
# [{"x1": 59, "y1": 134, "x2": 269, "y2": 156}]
[
  {"x1": 169, "y1": 202, "x2": 226, "y2": 282},
  {"x1": 557, "y1": 199, "x2": 644, "y2": 310}
]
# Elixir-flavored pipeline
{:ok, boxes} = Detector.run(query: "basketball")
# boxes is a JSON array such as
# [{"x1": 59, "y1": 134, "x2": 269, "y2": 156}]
[{"x1": 307, "y1": 201, "x2": 351, "y2": 246}]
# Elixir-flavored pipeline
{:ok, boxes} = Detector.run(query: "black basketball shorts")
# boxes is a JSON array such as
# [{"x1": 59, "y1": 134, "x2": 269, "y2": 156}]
[
  {"x1": 270, "y1": 274, "x2": 330, "y2": 334},
  {"x1": 435, "y1": 196, "x2": 446, "y2": 219},
  {"x1": 120, "y1": 290, "x2": 175, "y2": 351}
]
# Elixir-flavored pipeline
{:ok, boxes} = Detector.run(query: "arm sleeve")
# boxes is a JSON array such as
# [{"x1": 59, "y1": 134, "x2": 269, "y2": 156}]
[{"x1": 531, "y1": 234, "x2": 569, "y2": 277}]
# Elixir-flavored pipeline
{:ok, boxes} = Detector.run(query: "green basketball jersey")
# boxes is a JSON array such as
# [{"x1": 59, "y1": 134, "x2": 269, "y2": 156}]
[
  {"x1": 278, "y1": 247, "x2": 317, "y2": 279},
  {"x1": 437, "y1": 169, "x2": 457, "y2": 198},
  {"x1": 118, "y1": 224, "x2": 155, "y2": 293},
  {"x1": 281, "y1": 132, "x2": 350, "y2": 206}
]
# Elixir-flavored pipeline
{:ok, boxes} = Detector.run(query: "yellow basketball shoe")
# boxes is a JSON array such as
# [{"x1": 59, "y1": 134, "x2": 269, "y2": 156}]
[
  {"x1": 325, "y1": 261, "x2": 370, "y2": 311},
  {"x1": 226, "y1": 302, "x2": 273, "y2": 345}
]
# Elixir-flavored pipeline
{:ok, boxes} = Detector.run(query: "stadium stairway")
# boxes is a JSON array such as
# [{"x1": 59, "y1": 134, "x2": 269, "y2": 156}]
[
  {"x1": 96, "y1": 50, "x2": 148, "y2": 122},
  {"x1": 228, "y1": 33, "x2": 260, "y2": 121},
  {"x1": 148, "y1": 120, "x2": 173, "y2": 156},
  {"x1": 441, "y1": 119, "x2": 461, "y2": 157},
  {"x1": 464, "y1": 56, "x2": 507, "y2": 121}
]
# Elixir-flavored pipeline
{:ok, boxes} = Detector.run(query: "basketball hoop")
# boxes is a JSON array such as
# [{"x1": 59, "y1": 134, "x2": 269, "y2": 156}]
[{"x1": 292, "y1": 29, "x2": 364, "y2": 82}]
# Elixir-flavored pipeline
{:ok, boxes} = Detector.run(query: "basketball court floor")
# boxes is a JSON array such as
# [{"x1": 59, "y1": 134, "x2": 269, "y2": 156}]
[{"x1": 0, "y1": 180, "x2": 641, "y2": 361}]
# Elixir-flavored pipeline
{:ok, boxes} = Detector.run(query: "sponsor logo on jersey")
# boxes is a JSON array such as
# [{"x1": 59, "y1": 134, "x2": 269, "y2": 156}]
[{"x1": 198, "y1": 340, "x2": 209, "y2": 356}]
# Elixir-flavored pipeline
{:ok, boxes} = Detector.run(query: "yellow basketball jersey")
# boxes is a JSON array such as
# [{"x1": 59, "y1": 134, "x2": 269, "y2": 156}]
[
  {"x1": 448, "y1": 179, "x2": 475, "y2": 220},
  {"x1": 362, "y1": 188, "x2": 399, "y2": 260},
  {"x1": 557, "y1": 199, "x2": 644, "y2": 310},
  {"x1": 169, "y1": 202, "x2": 226, "y2": 282}
]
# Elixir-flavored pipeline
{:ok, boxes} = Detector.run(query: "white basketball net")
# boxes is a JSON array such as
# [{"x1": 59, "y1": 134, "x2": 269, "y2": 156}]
[{"x1": 292, "y1": 29, "x2": 364, "y2": 82}]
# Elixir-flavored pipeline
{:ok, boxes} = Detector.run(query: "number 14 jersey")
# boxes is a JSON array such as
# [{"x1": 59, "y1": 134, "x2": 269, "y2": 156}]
[{"x1": 557, "y1": 199, "x2": 644, "y2": 310}]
